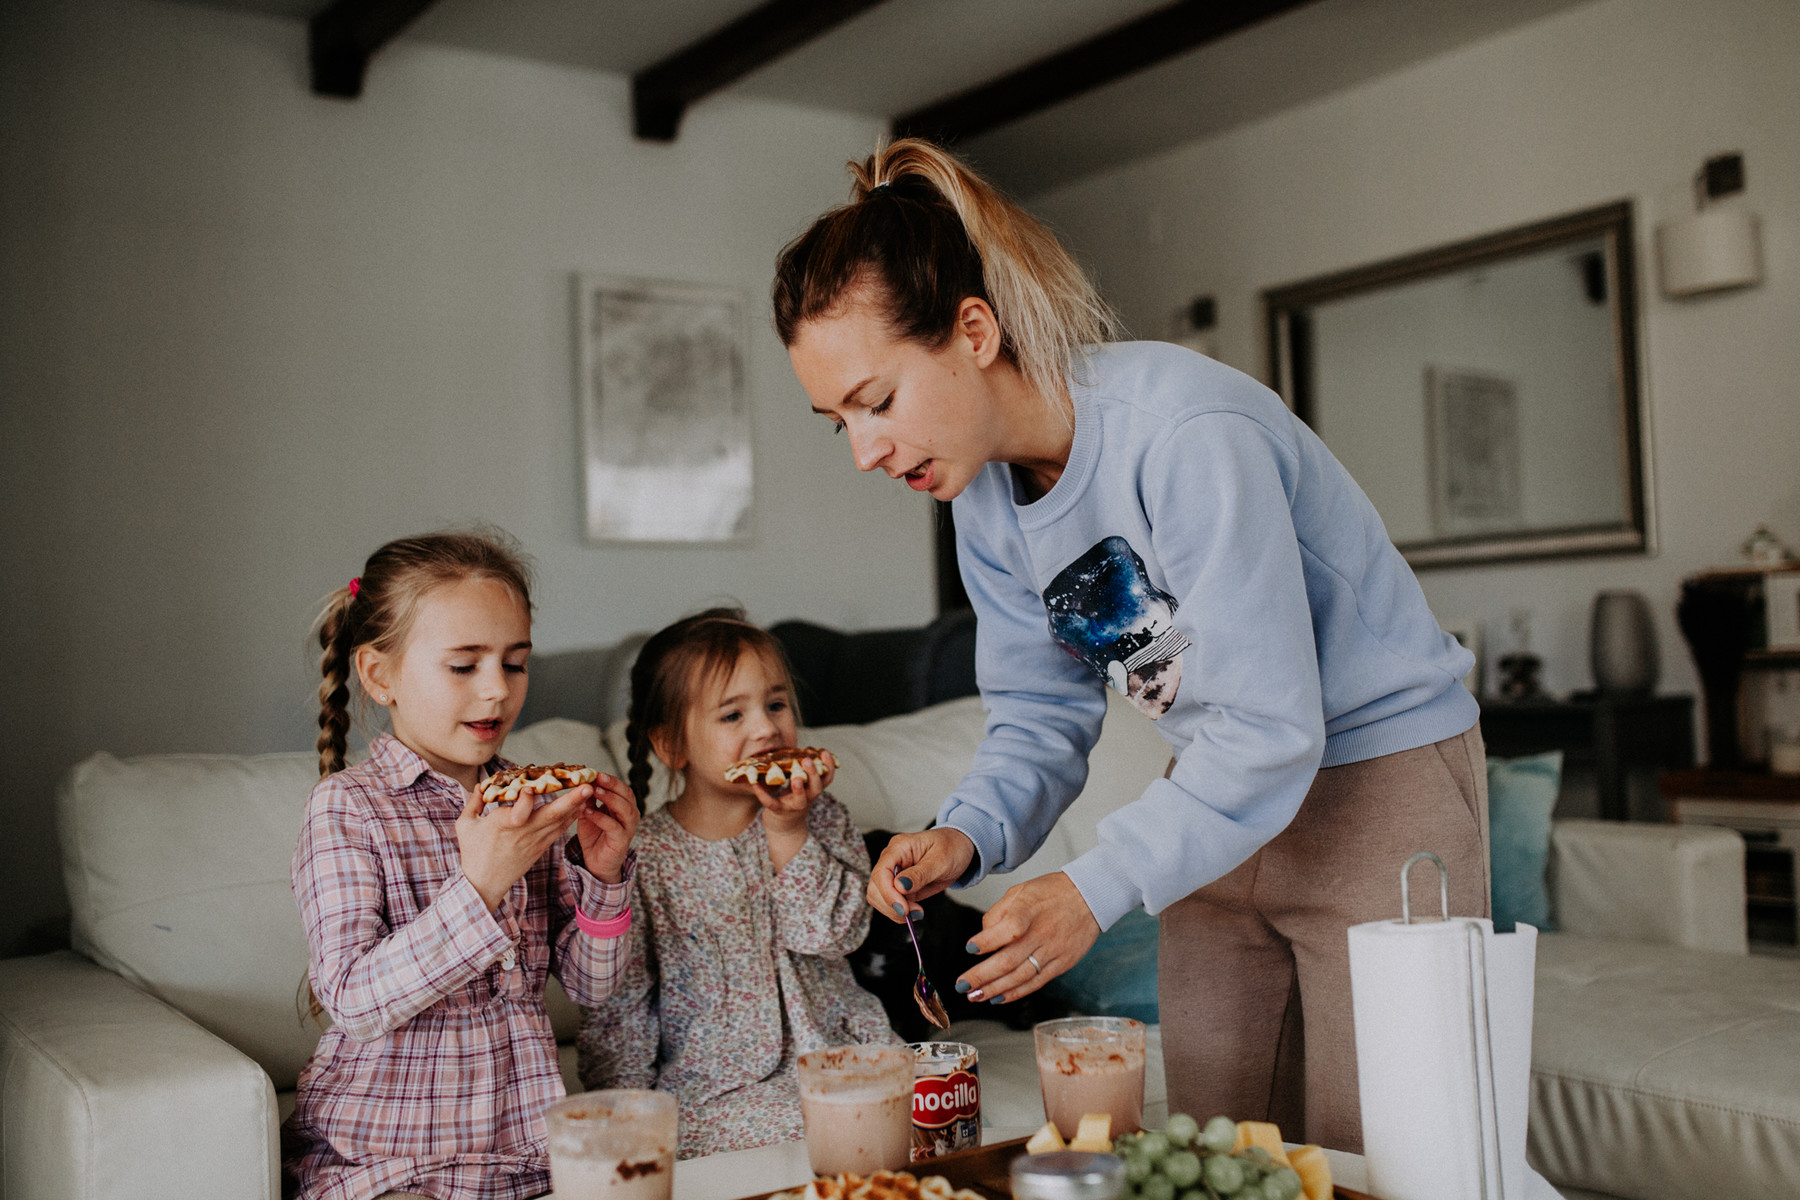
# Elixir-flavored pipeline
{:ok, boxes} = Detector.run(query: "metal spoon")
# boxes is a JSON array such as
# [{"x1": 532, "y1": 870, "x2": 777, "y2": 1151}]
[{"x1": 904, "y1": 910, "x2": 950, "y2": 1030}]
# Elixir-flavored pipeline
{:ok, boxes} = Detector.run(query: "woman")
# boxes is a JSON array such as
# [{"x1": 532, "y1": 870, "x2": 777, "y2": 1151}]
[{"x1": 772, "y1": 140, "x2": 1486, "y2": 1153}]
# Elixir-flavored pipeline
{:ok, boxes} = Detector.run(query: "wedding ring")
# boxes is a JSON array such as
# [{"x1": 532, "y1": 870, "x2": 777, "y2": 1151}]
[{"x1": 1027, "y1": 954, "x2": 1042, "y2": 974}]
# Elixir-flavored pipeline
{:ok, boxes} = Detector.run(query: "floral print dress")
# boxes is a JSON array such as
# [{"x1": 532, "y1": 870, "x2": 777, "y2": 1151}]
[{"x1": 576, "y1": 793, "x2": 897, "y2": 1158}]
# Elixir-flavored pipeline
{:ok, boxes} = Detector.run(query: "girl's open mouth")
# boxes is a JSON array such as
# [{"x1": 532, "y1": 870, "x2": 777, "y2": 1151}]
[
  {"x1": 465, "y1": 719, "x2": 504, "y2": 740},
  {"x1": 904, "y1": 460, "x2": 935, "y2": 492}
]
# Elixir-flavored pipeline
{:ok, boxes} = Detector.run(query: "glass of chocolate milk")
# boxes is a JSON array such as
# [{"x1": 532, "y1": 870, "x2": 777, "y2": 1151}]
[
  {"x1": 1033, "y1": 1016, "x2": 1147, "y2": 1138},
  {"x1": 796, "y1": 1044, "x2": 915, "y2": 1174},
  {"x1": 544, "y1": 1089, "x2": 677, "y2": 1200}
]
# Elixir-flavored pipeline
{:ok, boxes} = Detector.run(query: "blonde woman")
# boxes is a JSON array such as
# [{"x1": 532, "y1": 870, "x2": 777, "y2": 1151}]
[{"x1": 772, "y1": 140, "x2": 1488, "y2": 1153}]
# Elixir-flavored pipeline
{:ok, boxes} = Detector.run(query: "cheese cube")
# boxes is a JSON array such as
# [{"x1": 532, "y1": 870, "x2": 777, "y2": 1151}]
[
  {"x1": 1234, "y1": 1121, "x2": 1291, "y2": 1167},
  {"x1": 1069, "y1": 1113, "x2": 1113, "y2": 1153},
  {"x1": 1288, "y1": 1145, "x2": 1332, "y2": 1200},
  {"x1": 1025, "y1": 1121, "x2": 1066, "y2": 1154}
]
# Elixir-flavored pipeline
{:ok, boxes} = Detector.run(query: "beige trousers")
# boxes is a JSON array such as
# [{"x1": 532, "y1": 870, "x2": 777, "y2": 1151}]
[{"x1": 1156, "y1": 724, "x2": 1489, "y2": 1154}]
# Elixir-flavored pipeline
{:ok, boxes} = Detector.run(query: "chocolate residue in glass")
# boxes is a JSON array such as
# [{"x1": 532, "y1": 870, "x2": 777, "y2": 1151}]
[
  {"x1": 914, "y1": 976, "x2": 950, "y2": 1030},
  {"x1": 615, "y1": 1159, "x2": 665, "y2": 1180}
]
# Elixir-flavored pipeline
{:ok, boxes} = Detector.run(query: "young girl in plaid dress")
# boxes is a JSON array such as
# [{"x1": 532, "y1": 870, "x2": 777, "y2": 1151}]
[
  {"x1": 576, "y1": 609, "x2": 895, "y2": 1158},
  {"x1": 285, "y1": 531, "x2": 641, "y2": 1200}
]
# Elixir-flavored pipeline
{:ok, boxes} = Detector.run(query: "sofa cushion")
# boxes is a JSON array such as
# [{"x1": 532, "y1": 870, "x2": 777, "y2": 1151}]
[
  {"x1": 57, "y1": 719, "x2": 618, "y2": 1089},
  {"x1": 1488, "y1": 751, "x2": 1562, "y2": 932},
  {"x1": 60, "y1": 750, "x2": 322, "y2": 1090},
  {"x1": 1549, "y1": 820, "x2": 1746, "y2": 953},
  {"x1": 1530, "y1": 933, "x2": 1800, "y2": 1200}
]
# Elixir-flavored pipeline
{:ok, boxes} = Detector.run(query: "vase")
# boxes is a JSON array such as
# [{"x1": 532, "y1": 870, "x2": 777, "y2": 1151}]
[{"x1": 1591, "y1": 590, "x2": 1659, "y2": 696}]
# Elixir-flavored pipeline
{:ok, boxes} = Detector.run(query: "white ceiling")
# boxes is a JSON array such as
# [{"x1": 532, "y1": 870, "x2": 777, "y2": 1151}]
[{"x1": 173, "y1": 0, "x2": 1595, "y2": 194}]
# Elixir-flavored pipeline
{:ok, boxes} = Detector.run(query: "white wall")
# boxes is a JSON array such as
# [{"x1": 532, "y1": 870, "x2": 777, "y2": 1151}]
[
  {"x1": 0, "y1": 0, "x2": 932, "y2": 955},
  {"x1": 1032, "y1": 0, "x2": 1798, "y2": 724}
]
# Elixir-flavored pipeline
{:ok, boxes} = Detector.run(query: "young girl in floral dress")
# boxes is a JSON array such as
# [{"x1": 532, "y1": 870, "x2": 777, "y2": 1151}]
[
  {"x1": 285, "y1": 530, "x2": 641, "y2": 1200},
  {"x1": 576, "y1": 608, "x2": 895, "y2": 1158}
]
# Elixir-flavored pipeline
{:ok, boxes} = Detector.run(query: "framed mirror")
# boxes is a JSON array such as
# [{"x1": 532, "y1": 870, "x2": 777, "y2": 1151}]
[{"x1": 1263, "y1": 201, "x2": 1648, "y2": 568}]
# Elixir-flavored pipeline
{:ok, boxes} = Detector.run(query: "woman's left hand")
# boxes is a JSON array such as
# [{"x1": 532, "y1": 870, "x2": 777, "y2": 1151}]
[
  {"x1": 958, "y1": 871, "x2": 1101, "y2": 1003},
  {"x1": 574, "y1": 774, "x2": 641, "y2": 884}
]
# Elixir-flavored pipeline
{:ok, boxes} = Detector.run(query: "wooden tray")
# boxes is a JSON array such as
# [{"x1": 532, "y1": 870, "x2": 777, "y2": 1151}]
[{"x1": 742, "y1": 1137, "x2": 1375, "y2": 1200}]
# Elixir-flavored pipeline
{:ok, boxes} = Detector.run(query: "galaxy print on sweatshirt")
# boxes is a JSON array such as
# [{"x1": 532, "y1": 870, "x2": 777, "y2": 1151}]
[{"x1": 1043, "y1": 536, "x2": 1191, "y2": 718}]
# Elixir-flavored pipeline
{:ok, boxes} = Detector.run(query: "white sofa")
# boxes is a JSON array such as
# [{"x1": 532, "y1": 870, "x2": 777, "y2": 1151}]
[{"x1": 2, "y1": 689, "x2": 1794, "y2": 1200}]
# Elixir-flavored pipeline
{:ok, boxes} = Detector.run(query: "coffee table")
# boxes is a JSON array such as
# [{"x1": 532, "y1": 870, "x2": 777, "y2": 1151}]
[{"x1": 667, "y1": 1128, "x2": 1371, "y2": 1200}]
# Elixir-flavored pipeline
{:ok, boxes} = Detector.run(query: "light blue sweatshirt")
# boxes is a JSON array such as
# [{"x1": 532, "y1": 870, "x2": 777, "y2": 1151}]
[{"x1": 939, "y1": 341, "x2": 1477, "y2": 931}]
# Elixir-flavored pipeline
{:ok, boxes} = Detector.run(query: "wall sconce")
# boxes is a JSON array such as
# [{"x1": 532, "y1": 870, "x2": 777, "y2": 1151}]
[{"x1": 1656, "y1": 153, "x2": 1763, "y2": 298}]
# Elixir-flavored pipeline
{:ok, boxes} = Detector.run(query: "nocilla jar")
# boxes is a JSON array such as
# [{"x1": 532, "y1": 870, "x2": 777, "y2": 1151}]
[{"x1": 1012, "y1": 1152, "x2": 1127, "y2": 1200}]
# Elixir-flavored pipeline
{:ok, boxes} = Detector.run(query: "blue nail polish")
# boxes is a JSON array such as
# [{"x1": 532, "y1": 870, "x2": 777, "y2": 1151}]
[
  {"x1": 898, "y1": 876, "x2": 913, "y2": 891},
  {"x1": 988, "y1": 996, "x2": 1005, "y2": 1005},
  {"x1": 955, "y1": 979, "x2": 971, "y2": 994},
  {"x1": 908, "y1": 909, "x2": 923, "y2": 922},
  {"x1": 965, "y1": 941, "x2": 980, "y2": 955},
  {"x1": 893, "y1": 902, "x2": 905, "y2": 916}
]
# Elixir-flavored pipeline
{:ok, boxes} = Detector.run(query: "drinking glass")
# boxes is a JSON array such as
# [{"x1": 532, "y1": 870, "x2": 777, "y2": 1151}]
[
  {"x1": 796, "y1": 1044, "x2": 915, "y2": 1174},
  {"x1": 544, "y1": 1089, "x2": 677, "y2": 1200},
  {"x1": 1033, "y1": 1016, "x2": 1147, "y2": 1138}
]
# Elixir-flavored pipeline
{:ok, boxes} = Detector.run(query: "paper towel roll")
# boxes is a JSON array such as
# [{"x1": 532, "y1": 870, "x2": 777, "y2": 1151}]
[{"x1": 1348, "y1": 917, "x2": 1548, "y2": 1200}]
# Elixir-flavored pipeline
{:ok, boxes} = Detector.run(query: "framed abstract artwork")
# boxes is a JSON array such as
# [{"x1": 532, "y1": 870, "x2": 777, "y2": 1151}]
[{"x1": 575, "y1": 274, "x2": 752, "y2": 543}]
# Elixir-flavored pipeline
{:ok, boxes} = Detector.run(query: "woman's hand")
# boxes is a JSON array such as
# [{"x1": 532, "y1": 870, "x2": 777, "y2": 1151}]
[
  {"x1": 957, "y1": 872, "x2": 1100, "y2": 1003},
  {"x1": 574, "y1": 774, "x2": 640, "y2": 884},
  {"x1": 457, "y1": 784, "x2": 609, "y2": 911},
  {"x1": 752, "y1": 754, "x2": 832, "y2": 872},
  {"x1": 867, "y1": 826, "x2": 976, "y2": 923}
]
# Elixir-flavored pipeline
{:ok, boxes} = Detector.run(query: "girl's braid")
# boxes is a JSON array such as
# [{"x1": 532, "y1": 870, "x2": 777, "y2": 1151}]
[
  {"x1": 624, "y1": 715, "x2": 654, "y2": 814},
  {"x1": 315, "y1": 588, "x2": 356, "y2": 778}
]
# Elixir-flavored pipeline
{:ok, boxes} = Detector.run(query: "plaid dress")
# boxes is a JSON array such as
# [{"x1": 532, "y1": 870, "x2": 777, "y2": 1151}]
[{"x1": 284, "y1": 735, "x2": 633, "y2": 1200}]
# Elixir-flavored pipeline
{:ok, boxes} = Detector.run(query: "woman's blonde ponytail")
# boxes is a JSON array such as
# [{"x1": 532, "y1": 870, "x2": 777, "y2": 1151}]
[{"x1": 775, "y1": 138, "x2": 1118, "y2": 416}]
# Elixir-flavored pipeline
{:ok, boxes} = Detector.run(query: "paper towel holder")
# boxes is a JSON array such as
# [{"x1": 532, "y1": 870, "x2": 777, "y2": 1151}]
[{"x1": 1400, "y1": 850, "x2": 1451, "y2": 924}]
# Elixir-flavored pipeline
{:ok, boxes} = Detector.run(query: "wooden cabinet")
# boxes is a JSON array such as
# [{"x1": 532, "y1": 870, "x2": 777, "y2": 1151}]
[{"x1": 1479, "y1": 694, "x2": 1695, "y2": 821}]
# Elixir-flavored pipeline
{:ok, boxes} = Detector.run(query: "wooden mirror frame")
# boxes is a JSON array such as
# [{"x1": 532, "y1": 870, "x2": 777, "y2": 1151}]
[{"x1": 1262, "y1": 201, "x2": 1649, "y2": 568}]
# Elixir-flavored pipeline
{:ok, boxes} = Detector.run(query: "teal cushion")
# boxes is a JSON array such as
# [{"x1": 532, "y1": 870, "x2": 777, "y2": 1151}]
[
  {"x1": 1051, "y1": 907, "x2": 1159, "y2": 1023},
  {"x1": 1487, "y1": 750, "x2": 1562, "y2": 932}
]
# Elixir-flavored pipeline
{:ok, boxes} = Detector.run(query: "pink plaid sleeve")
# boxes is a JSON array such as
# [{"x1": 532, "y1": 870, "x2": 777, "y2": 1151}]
[
  {"x1": 294, "y1": 780, "x2": 511, "y2": 1042},
  {"x1": 769, "y1": 795, "x2": 874, "y2": 958},
  {"x1": 548, "y1": 846, "x2": 635, "y2": 1006}
]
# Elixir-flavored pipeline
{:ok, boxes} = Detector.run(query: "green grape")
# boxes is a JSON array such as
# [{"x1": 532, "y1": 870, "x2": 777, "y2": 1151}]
[
  {"x1": 1161, "y1": 1150, "x2": 1202, "y2": 1189},
  {"x1": 1164, "y1": 1113, "x2": 1200, "y2": 1148},
  {"x1": 1202, "y1": 1154, "x2": 1247, "y2": 1195},
  {"x1": 1140, "y1": 1175, "x2": 1177, "y2": 1200},
  {"x1": 1242, "y1": 1146, "x2": 1273, "y2": 1166},
  {"x1": 1138, "y1": 1131, "x2": 1171, "y2": 1162},
  {"x1": 1125, "y1": 1152, "x2": 1153, "y2": 1185},
  {"x1": 1200, "y1": 1115, "x2": 1238, "y2": 1154},
  {"x1": 1177, "y1": 1191, "x2": 1204, "y2": 1200},
  {"x1": 1264, "y1": 1167, "x2": 1303, "y2": 1200}
]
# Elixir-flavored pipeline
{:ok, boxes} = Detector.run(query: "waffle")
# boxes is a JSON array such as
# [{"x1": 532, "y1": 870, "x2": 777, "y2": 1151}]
[
  {"x1": 770, "y1": 1171, "x2": 984, "y2": 1200},
  {"x1": 722, "y1": 747, "x2": 837, "y2": 788},
  {"x1": 477, "y1": 763, "x2": 598, "y2": 812}
]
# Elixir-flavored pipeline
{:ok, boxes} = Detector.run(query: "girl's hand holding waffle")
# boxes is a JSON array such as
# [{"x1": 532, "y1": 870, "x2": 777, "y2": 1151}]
[
  {"x1": 572, "y1": 773, "x2": 638, "y2": 883},
  {"x1": 745, "y1": 750, "x2": 835, "y2": 835},
  {"x1": 457, "y1": 776, "x2": 635, "y2": 909}
]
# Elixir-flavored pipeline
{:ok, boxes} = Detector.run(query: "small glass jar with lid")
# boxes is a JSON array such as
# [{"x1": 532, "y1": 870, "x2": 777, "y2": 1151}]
[{"x1": 1011, "y1": 1152, "x2": 1127, "y2": 1200}]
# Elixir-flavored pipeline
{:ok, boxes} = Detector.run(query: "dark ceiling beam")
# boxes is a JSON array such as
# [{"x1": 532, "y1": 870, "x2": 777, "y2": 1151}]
[
  {"x1": 892, "y1": 0, "x2": 1321, "y2": 146},
  {"x1": 310, "y1": 0, "x2": 441, "y2": 98},
  {"x1": 634, "y1": 0, "x2": 889, "y2": 141}
]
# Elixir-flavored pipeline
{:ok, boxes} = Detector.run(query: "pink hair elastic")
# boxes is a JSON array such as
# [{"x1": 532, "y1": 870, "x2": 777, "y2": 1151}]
[
  {"x1": 348, "y1": 577, "x2": 361, "y2": 598},
  {"x1": 574, "y1": 906, "x2": 632, "y2": 939}
]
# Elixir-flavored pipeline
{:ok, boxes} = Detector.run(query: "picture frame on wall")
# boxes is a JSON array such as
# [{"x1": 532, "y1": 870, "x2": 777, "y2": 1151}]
[
  {"x1": 1426, "y1": 366, "x2": 1523, "y2": 540},
  {"x1": 574, "y1": 274, "x2": 752, "y2": 544}
]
